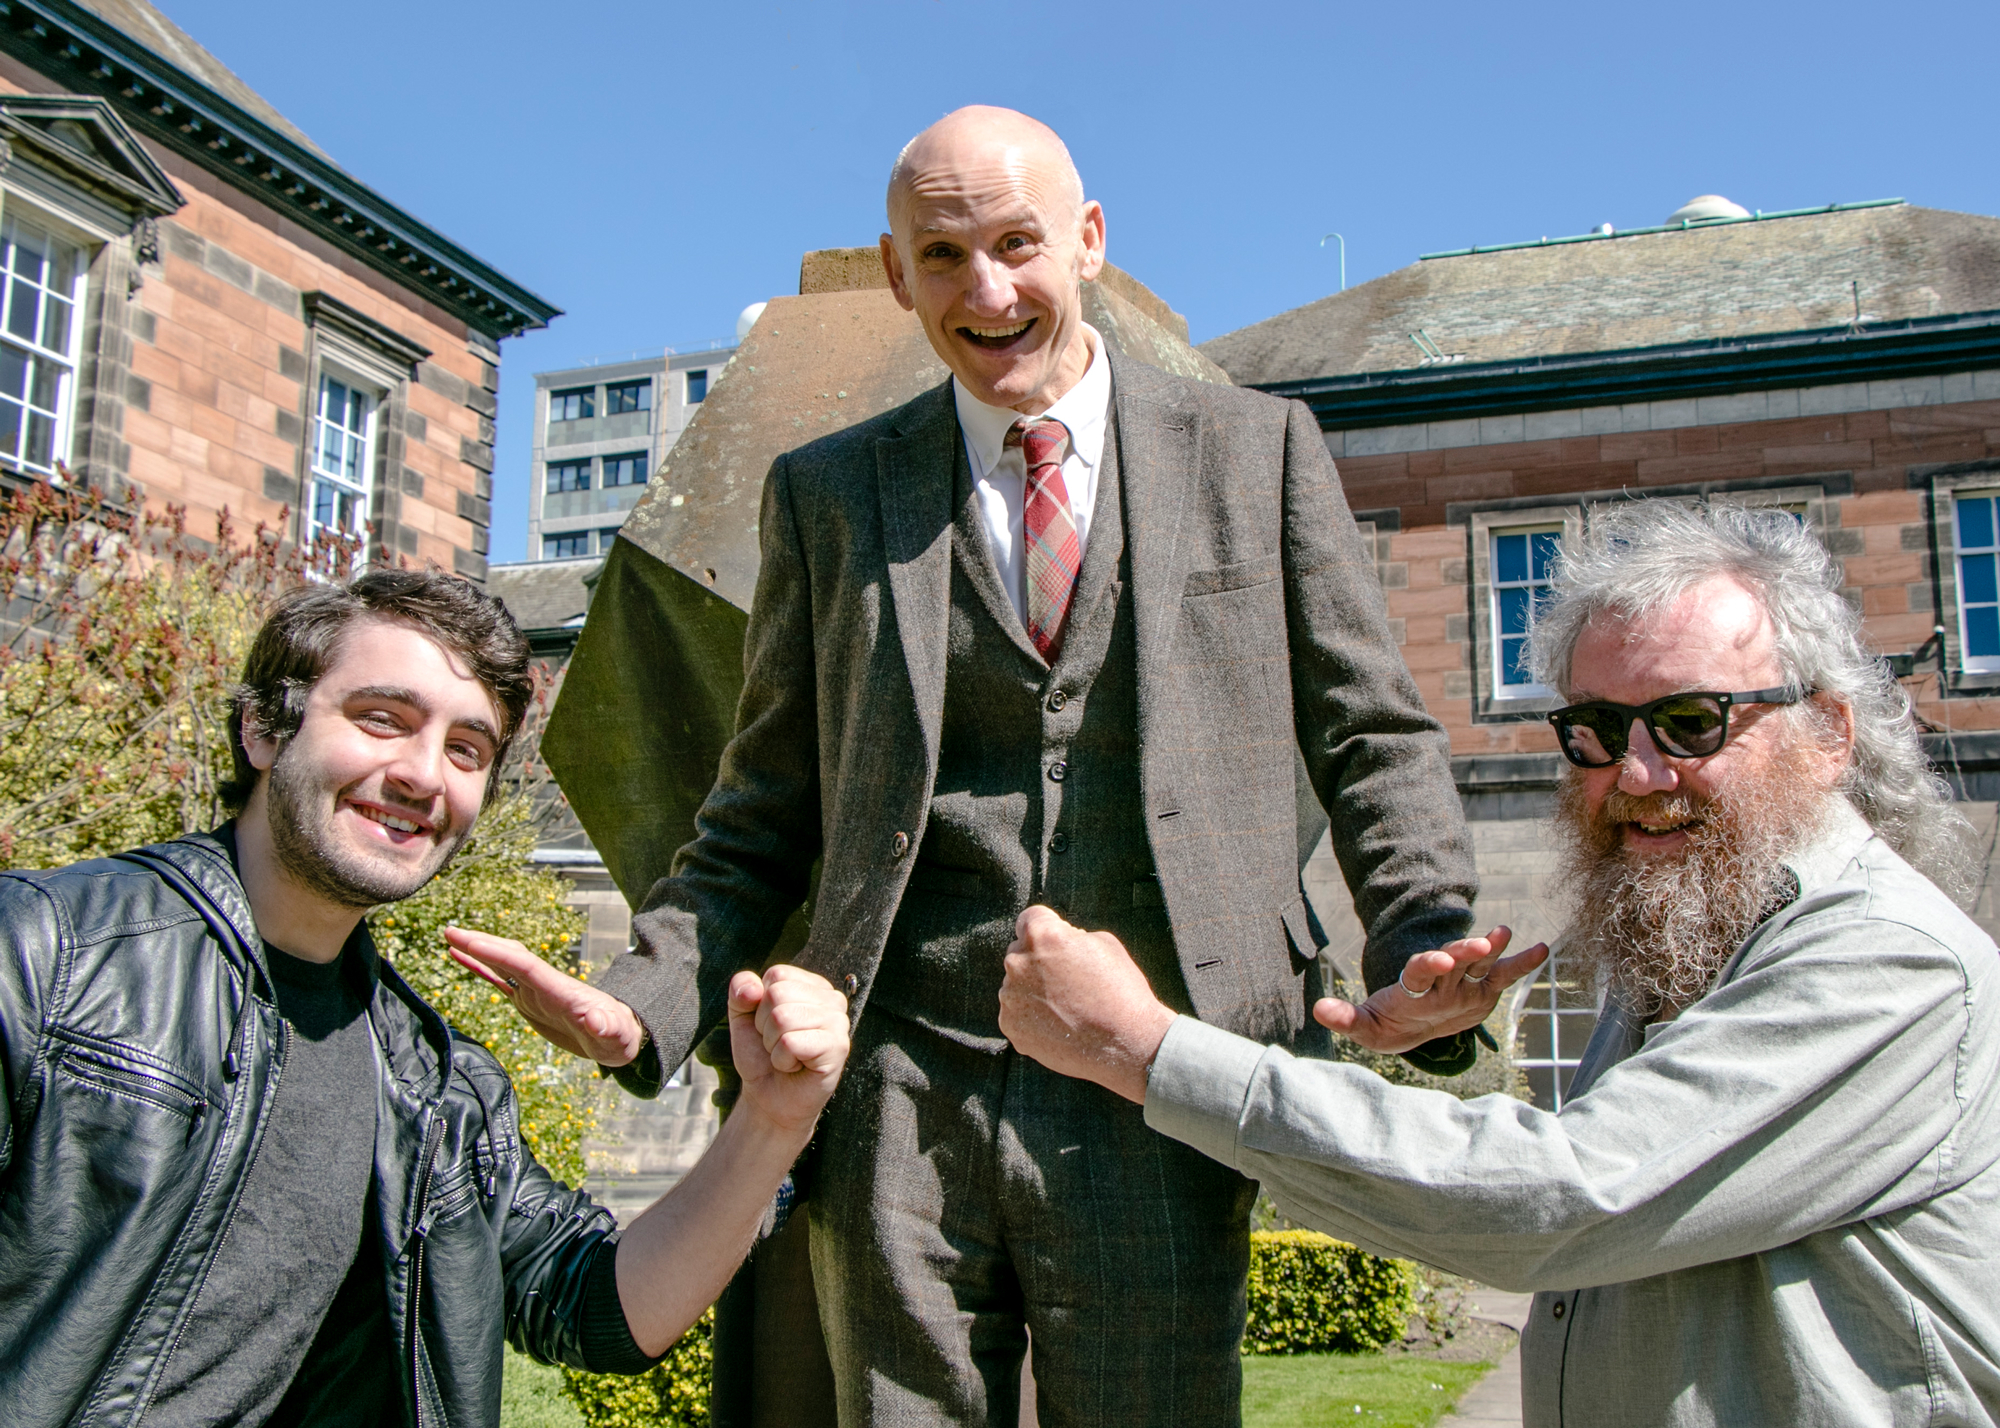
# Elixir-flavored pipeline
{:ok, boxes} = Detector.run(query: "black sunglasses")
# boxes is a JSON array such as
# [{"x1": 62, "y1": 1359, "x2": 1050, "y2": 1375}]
[{"x1": 1548, "y1": 687, "x2": 1807, "y2": 769}]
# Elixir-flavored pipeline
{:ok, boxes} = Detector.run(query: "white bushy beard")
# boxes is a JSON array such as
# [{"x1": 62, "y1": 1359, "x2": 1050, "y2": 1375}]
[{"x1": 1552, "y1": 730, "x2": 1835, "y2": 1017}]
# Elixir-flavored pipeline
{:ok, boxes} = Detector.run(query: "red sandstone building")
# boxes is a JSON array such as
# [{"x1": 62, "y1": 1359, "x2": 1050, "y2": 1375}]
[
  {"x1": 0, "y1": 0, "x2": 556, "y2": 580},
  {"x1": 1205, "y1": 195, "x2": 2000, "y2": 1103}
]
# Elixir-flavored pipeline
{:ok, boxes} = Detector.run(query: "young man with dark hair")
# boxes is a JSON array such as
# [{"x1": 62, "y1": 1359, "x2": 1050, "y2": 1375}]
[{"x1": 0, "y1": 568, "x2": 849, "y2": 1428}]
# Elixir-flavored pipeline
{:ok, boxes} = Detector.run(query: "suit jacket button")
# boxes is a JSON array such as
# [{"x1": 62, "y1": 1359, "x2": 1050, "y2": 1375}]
[
  {"x1": 1048, "y1": 760, "x2": 1067, "y2": 782},
  {"x1": 1050, "y1": 833, "x2": 1070, "y2": 854},
  {"x1": 843, "y1": 973, "x2": 859, "y2": 997},
  {"x1": 891, "y1": 831, "x2": 910, "y2": 858},
  {"x1": 1048, "y1": 688, "x2": 1068, "y2": 712},
  {"x1": 1551, "y1": 1300, "x2": 1566, "y2": 1320}
]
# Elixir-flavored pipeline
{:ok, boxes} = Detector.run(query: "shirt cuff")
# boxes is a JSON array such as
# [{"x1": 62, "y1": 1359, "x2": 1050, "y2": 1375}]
[
  {"x1": 1142, "y1": 1015, "x2": 1271, "y2": 1171},
  {"x1": 580, "y1": 1233, "x2": 665, "y2": 1374}
]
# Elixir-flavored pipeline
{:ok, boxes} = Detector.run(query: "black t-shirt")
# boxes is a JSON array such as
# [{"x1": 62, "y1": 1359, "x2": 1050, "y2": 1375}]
[{"x1": 145, "y1": 933, "x2": 392, "y2": 1428}]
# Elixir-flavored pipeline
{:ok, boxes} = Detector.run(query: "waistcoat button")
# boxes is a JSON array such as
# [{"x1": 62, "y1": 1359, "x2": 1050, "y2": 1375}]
[
  {"x1": 1048, "y1": 761, "x2": 1068, "y2": 782},
  {"x1": 1050, "y1": 833, "x2": 1070, "y2": 854},
  {"x1": 843, "y1": 973, "x2": 859, "y2": 997},
  {"x1": 1048, "y1": 688, "x2": 1068, "y2": 712},
  {"x1": 1551, "y1": 1300, "x2": 1566, "y2": 1320},
  {"x1": 891, "y1": 831, "x2": 910, "y2": 858}
]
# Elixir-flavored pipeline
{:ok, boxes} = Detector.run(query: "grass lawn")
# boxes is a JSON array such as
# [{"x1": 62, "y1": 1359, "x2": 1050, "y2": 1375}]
[
  {"x1": 504, "y1": 1347, "x2": 581, "y2": 1428},
  {"x1": 1242, "y1": 1352, "x2": 1497, "y2": 1428}
]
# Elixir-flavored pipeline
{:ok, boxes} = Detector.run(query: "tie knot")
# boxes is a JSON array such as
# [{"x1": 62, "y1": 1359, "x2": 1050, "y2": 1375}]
[{"x1": 1005, "y1": 417, "x2": 1070, "y2": 468}]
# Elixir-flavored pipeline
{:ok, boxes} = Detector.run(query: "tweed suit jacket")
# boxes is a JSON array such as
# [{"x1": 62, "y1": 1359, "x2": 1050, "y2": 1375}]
[{"x1": 601, "y1": 353, "x2": 1478, "y2": 1082}]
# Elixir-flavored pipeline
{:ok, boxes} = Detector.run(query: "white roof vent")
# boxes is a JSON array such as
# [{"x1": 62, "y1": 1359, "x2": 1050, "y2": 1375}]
[{"x1": 1666, "y1": 194, "x2": 1752, "y2": 224}]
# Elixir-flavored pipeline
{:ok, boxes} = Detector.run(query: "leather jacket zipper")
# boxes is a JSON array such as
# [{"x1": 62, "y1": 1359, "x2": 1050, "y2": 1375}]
[
  {"x1": 50, "y1": 1029, "x2": 210, "y2": 1134},
  {"x1": 406, "y1": 1114, "x2": 446, "y2": 1427}
]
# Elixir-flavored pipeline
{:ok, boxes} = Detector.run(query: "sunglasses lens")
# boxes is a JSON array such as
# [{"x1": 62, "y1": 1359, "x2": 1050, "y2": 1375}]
[
  {"x1": 1650, "y1": 696, "x2": 1729, "y2": 757},
  {"x1": 1555, "y1": 707, "x2": 1626, "y2": 767}
]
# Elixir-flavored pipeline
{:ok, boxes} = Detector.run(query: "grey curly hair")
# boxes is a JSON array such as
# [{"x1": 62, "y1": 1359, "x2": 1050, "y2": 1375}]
[{"x1": 1528, "y1": 499, "x2": 1976, "y2": 899}]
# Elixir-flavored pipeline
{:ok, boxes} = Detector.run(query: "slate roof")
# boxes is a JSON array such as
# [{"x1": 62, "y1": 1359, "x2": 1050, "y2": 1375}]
[
  {"x1": 69, "y1": 0, "x2": 327, "y2": 157},
  {"x1": 488, "y1": 557, "x2": 598, "y2": 636},
  {"x1": 1203, "y1": 203, "x2": 2000, "y2": 387}
]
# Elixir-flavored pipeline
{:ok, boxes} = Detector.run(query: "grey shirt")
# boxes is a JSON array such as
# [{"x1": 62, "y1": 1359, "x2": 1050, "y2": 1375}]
[{"x1": 1146, "y1": 801, "x2": 2000, "y2": 1427}]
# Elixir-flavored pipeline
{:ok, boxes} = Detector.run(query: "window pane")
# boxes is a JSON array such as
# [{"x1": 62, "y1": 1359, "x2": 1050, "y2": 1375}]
[
  {"x1": 687, "y1": 370, "x2": 708, "y2": 404},
  {"x1": 1494, "y1": 532, "x2": 1526, "y2": 585},
  {"x1": 41, "y1": 295, "x2": 69, "y2": 354},
  {"x1": 1960, "y1": 497, "x2": 1996, "y2": 552},
  {"x1": 1498, "y1": 585, "x2": 1532, "y2": 637},
  {"x1": 1968, "y1": 605, "x2": 2000, "y2": 659},
  {"x1": 1501, "y1": 635, "x2": 1532, "y2": 685},
  {"x1": 1962, "y1": 553, "x2": 1998, "y2": 607},
  {"x1": 0, "y1": 397, "x2": 19, "y2": 458},
  {"x1": 29, "y1": 357, "x2": 60, "y2": 412},
  {"x1": 0, "y1": 344, "x2": 27, "y2": 399},
  {"x1": 7, "y1": 280, "x2": 37, "y2": 343},
  {"x1": 1531, "y1": 531, "x2": 1560, "y2": 581}
]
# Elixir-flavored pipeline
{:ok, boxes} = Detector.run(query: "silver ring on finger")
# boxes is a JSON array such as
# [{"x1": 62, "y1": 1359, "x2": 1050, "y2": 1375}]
[
  {"x1": 1462, "y1": 971, "x2": 1489, "y2": 985},
  {"x1": 504, "y1": 977, "x2": 520, "y2": 990},
  {"x1": 1397, "y1": 967, "x2": 1431, "y2": 999}
]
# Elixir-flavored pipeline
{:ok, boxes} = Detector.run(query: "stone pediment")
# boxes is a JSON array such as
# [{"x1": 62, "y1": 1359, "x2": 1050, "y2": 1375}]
[{"x1": 0, "y1": 94, "x2": 182, "y2": 222}]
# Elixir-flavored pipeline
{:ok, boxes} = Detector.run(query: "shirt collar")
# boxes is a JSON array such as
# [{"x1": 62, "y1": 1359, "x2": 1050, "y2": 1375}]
[{"x1": 952, "y1": 323, "x2": 1110, "y2": 482}]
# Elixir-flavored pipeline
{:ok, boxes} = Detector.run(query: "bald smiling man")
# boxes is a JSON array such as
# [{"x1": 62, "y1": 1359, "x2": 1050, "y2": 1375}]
[{"x1": 469, "y1": 107, "x2": 1527, "y2": 1425}]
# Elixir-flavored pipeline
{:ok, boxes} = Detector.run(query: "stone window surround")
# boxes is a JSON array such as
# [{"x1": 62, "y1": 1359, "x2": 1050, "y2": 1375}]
[
  {"x1": 291, "y1": 290, "x2": 430, "y2": 565},
  {"x1": 1921, "y1": 459, "x2": 2000, "y2": 695},
  {"x1": 1455, "y1": 476, "x2": 1839, "y2": 724}
]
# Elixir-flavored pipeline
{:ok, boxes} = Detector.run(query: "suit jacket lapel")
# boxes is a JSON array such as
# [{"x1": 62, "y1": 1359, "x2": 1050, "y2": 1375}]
[
  {"x1": 876, "y1": 380, "x2": 959, "y2": 767},
  {"x1": 1111, "y1": 352, "x2": 1202, "y2": 752}
]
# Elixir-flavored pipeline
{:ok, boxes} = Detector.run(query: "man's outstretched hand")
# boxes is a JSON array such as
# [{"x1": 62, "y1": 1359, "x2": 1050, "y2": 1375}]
[
  {"x1": 1315, "y1": 928, "x2": 1548, "y2": 1054},
  {"x1": 727, "y1": 966, "x2": 849, "y2": 1135},
  {"x1": 445, "y1": 926, "x2": 646, "y2": 1067},
  {"x1": 998, "y1": 906, "x2": 1176, "y2": 1104}
]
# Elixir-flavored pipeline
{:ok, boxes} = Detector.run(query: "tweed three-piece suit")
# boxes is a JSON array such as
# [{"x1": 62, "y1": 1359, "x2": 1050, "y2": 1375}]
[{"x1": 598, "y1": 351, "x2": 1479, "y2": 1423}]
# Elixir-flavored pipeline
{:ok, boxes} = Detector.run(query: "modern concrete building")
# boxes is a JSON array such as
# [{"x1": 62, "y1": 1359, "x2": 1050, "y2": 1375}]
[
  {"x1": 527, "y1": 344, "x2": 732, "y2": 560},
  {"x1": 1205, "y1": 194, "x2": 2000, "y2": 1106},
  {"x1": 0, "y1": 0, "x2": 557, "y2": 580}
]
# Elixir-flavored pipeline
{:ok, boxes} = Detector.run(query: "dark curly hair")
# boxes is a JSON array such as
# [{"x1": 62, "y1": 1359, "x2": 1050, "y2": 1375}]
[{"x1": 220, "y1": 568, "x2": 533, "y2": 814}]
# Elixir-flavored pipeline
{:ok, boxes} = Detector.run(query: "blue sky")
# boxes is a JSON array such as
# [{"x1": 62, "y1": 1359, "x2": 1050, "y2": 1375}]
[{"x1": 158, "y1": 0, "x2": 2000, "y2": 561}]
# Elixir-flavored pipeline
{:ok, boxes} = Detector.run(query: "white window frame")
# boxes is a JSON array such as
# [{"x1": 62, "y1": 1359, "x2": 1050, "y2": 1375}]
[
  {"x1": 305, "y1": 366, "x2": 380, "y2": 550},
  {"x1": 0, "y1": 201, "x2": 92, "y2": 479},
  {"x1": 1505, "y1": 947, "x2": 1601, "y2": 1111},
  {"x1": 1952, "y1": 489, "x2": 2000, "y2": 675},
  {"x1": 1487, "y1": 525, "x2": 1562, "y2": 701}
]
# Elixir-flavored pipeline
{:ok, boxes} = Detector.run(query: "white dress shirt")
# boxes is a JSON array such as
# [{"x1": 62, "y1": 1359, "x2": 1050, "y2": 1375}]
[{"x1": 952, "y1": 325, "x2": 1111, "y2": 623}]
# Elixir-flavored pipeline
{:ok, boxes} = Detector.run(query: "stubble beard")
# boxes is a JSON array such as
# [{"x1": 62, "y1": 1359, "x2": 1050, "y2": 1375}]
[
  {"x1": 1553, "y1": 732, "x2": 1835, "y2": 1016},
  {"x1": 265, "y1": 747, "x2": 467, "y2": 912}
]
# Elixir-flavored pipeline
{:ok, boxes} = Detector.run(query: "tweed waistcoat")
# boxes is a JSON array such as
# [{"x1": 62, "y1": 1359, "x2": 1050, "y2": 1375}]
[{"x1": 868, "y1": 416, "x2": 1189, "y2": 1048}]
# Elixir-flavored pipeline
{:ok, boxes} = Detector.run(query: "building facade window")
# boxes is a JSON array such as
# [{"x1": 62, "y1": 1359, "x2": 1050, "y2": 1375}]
[
  {"x1": 685, "y1": 369, "x2": 707, "y2": 404},
  {"x1": 602, "y1": 452, "x2": 647, "y2": 488},
  {"x1": 307, "y1": 374, "x2": 376, "y2": 545},
  {"x1": 1954, "y1": 492, "x2": 2000, "y2": 674},
  {"x1": 1490, "y1": 526, "x2": 1561, "y2": 696},
  {"x1": 1512, "y1": 951, "x2": 1598, "y2": 1111},
  {"x1": 605, "y1": 379, "x2": 651, "y2": 415},
  {"x1": 0, "y1": 214, "x2": 86, "y2": 475},
  {"x1": 544, "y1": 531, "x2": 592, "y2": 559},
  {"x1": 549, "y1": 386, "x2": 595, "y2": 423},
  {"x1": 598, "y1": 525, "x2": 623, "y2": 550},
  {"x1": 546, "y1": 459, "x2": 592, "y2": 494}
]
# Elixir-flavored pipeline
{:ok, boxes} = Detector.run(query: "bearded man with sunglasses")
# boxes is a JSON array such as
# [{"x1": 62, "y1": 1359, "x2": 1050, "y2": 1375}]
[{"x1": 999, "y1": 499, "x2": 2000, "y2": 1427}]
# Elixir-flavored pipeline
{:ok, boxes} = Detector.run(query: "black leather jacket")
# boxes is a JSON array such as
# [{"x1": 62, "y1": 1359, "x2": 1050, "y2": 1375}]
[{"x1": 0, "y1": 831, "x2": 622, "y2": 1427}]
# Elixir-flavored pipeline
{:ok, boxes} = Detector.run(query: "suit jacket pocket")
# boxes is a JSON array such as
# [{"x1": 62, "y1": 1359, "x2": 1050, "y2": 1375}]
[
  {"x1": 906, "y1": 863, "x2": 984, "y2": 899},
  {"x1": 1182, "y1": 550, "x2": 1282, "y2": 598}
]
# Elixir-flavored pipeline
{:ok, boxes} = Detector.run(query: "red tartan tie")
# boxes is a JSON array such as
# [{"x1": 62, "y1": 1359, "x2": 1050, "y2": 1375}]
[{"x1": 1005, "y1": 417, "x2": 1079, "y2": 661}]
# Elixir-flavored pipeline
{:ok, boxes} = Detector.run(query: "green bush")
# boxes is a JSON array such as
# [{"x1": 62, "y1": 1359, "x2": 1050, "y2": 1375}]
[
  {"x1": 558, "y1": 1310, "x2": 713, "y2": 1428},
  {"x1": 1243, "y1": 1229, "x2": 1416, "y2": 1355}
]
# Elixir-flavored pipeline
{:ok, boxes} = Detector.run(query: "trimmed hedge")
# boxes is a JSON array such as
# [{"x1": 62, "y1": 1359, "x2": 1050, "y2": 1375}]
[
  {"x1": 1242, "y1": 1230, "x2": 1416, "y2": 1355},
  {"x1": 559, "y1": 1309, "x2": 713, "y2": 1428}
]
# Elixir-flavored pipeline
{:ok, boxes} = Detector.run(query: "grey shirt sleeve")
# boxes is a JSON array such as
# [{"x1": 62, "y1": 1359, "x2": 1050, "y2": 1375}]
[{"x1": 1144, "y1": 903, "x2": 1992, "y2": 1294}]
